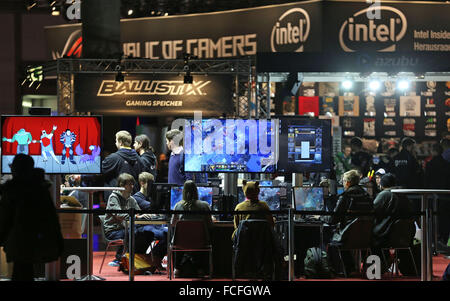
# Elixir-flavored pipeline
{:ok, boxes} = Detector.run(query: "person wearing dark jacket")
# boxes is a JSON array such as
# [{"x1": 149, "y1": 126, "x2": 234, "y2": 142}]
[
  {"x1": 390, "y1": 137, "x2": 423, "y2": 189},
  {"x1": 134, "y1": 134, "x2": 157, "y2": 178},
  {"x1": 372, "y1": 173, "x2": 415, "y2": 248},
  {"x1": 0, "y1": 154, "x2": 63, "y2": 281},
  {"x1": 132, "y1": 172, "x2": 154, "y2": 211},
  {"x1": 166, "y1": 129, "x2": 192, "y2": 185},
  {"x1": 102, "y1": 130, "x2": 144, "y2": 201},
  {"x1": 324, "y1": 169, "x2": 373, "y2": 276},
  {"x1": 350, "y1": 137, "x2": 373, "y2": 177},
  {"x1": 425, "y1": 141, "x2": 450, "y2": 250}
]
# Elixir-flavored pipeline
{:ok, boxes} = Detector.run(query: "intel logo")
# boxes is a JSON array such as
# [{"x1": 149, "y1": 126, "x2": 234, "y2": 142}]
[
  {"x1": 271, "y1": 8, "x2": 310, "y2": 52},
  {"x1": 339, "y1": 6, "x2": 407, "y2": 52}
]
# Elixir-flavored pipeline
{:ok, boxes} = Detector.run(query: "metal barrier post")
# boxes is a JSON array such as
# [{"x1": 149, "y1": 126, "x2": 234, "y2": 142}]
[
  {"x1": 79, "y1": 191, "x2": 104, "y2": 281},
  {"x1": 129, "y1": 207, "x2": 135, "y2": 281},
  {"x1": 288, "y1": 208, "x2": 295, "y2": 281}
]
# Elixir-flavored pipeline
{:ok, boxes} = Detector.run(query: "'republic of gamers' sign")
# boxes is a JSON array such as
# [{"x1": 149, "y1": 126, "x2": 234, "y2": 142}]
[
  {"x1": 46, "y1": 1, "x2": 449, "y2": 61},
  {"x1": 74, "y1": 74, "x2": 234, "y2": 116}
]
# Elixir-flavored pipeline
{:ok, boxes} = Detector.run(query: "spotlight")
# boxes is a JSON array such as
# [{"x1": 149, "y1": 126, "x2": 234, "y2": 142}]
[
  {"x1": 115, "y1": 71, "x2": 124, "y2": 82},
  {"x1": 26, "y1": 0, "x2": 37, "y2": 10},
  {"x1": 342, "y1": 80, "x2": 353, "y2": 90},
  {"x1": 369, "y1": 80, "x2": 381, "y2": 91},
  {"x1": 398, "y1": 80, "x2": 410, "y2": 91},
  {"x1": 128, "y1": 9, "x2": 134, "y2": 16},
  {"x1": 51, "y1": 6, "x2": 60, "y2": 16}
]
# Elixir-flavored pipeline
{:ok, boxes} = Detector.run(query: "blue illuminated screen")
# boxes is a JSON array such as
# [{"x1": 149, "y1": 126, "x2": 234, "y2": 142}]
[{"x1": 293, "y1": 187, "x2": 324, "y2": 211}]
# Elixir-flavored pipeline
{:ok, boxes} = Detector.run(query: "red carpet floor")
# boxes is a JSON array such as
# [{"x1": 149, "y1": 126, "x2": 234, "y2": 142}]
[{"x1": 90, "y1": 251, "x2": 450, "y2": 281}]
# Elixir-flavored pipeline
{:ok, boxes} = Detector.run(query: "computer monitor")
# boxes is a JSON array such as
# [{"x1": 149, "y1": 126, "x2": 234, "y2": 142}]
[
  {"x1": 184, "y1": 118, "x2": 278, "y2": 173},
  {"x1": 1, "y1": 115, "x2": 102, "y2": 174},
  {"x1": 170, "y1": 186, "x2": 213, "y2": 210},
  {"x1": 237, "y1": 186, "x2": 282, "y2": 211},
  {"x1": 277, "y1": 117, "x2": 332, "y2": 173},
  {"x1": 293, "y1": 187, "x2": 324, "y2": 211}
]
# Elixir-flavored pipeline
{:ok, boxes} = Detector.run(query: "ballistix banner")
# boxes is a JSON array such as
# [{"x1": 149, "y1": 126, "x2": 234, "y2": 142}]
[{"x1": 74, "y1": 74, "x2": 234, "y2": 116}]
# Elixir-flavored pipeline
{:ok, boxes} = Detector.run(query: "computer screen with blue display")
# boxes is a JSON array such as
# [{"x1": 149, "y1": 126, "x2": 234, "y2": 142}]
[
  {"x1": 237, "y1": 186, "x2": 282, "y2": 211},
  {"x1": 293, "y1": 187, "x2": 324, "y2": 211},
  {"x1": 184, "y1": 118, "x2": 278, "y2": 173},
  {"x1": 277, "y1": 117, "x2": 331, "y2": 173},
  {"x1": 170, "y1": 186, "x2": 213, "y2": 210}
]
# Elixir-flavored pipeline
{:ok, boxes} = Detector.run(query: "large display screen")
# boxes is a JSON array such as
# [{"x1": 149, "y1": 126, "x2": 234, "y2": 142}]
[
  {"x1": 277, "y1": 117, "x2": 332, "y2": 173},
  {"x1": 170, "y1": 186, "x2": 213, "y2": 210},
  {"x1": 1, "y1": 116, "x2": 102, "y2": 174},
  {"x1": 184, "y1": 118, "x2": 278, "y2": 173},
  {"x1": 293, "y1": 187, "x2": 324, "y2": 211}
]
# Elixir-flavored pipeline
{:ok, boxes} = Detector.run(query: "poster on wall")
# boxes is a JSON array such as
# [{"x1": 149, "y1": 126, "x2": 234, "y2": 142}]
[
  {"x1": 298, "y1": 96, "x2": 319, "y2": 116},
  {"x1": 364, "y1": 95, "x2": 376, "y2": 117},
  {"x1": 383, "y1": 98, "x2": 397, "y2": 117},
  {"x1": 320, "y1": 96, "x2": 337, "y2": 115},
  {"x1": 363, "y1": 118, "x2": 376, "y2": 137},
  {"x1": 381, "y1": 81, "x2": 396, "y2": 97},
  {"x1": 319, "y1": 82, "x2": 339, "y2": 97},
  {"x1": 283, "y1": 96, "x2": 296, "y2": 115},
  {"x1": 338, "y1": 95, "x2": 359, "y2": 116},
  {"x1": 399, "y1": 96, "x2": 421, "y2": 117},
  {"x1": 299, "y1": 82, "x2": 318, "y2": 97},
  {"x1": 403, "y1": 118, "x2": 416, "y2": 137}
]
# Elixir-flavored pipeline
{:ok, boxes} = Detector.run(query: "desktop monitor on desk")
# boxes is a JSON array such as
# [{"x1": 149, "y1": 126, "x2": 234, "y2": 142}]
[
  {"x1": 170, "y1": 186, "x2": 213, "y2": 210},
  {"x1": 237, "y1": 186, "x2": 283, "y2": 211},
  {"x1": 293, "y1": 187, "x2": 324, "y2": 211}
]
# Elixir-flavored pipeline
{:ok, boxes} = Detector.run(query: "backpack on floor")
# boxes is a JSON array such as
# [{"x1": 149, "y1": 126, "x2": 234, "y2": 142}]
[
  {"x1": 304, "y1": 247, "x2": 334, "y2": 279},
  {"x1": 119, "y1": 253, "x2": 153, "y2": 275}
]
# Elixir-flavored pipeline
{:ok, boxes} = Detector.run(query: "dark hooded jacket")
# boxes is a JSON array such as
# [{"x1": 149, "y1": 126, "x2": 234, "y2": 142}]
[
  {"x1": 0, "y1": 168, "x2": 64, "y2": 264},
  {"x1": 102, "y1": 148, "x2": 144, "y2": 200},
  {"x1": 140, "y1": 149, "x2": 157, "y2": 178},
  {"x1": 372, "y1": 187, "x2": 415, "y2": 247}
]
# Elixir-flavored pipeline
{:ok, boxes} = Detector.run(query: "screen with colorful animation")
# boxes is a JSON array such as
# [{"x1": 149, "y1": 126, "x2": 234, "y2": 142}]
[{"x1": 1, "y1": 116, "x2": 102, "y2": 174}]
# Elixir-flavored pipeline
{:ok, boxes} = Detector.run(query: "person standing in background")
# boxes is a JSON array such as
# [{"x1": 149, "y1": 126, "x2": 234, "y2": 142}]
[
  {"x1": 134, "y1": 134, "x2": 157, "y2": 178},
  {"x1": 390, "y1": 137, "x2": 423, "y2": 189},
  {"x1": 350, "y1": 137, "x2": 373, "y2": 178},
  {"x1": 166, "y1": 129, "x2": 192, "y2": 185},
  {"x1": 334, "y1": 144, "x2": 352, "y2": 185},
  {"x1": 102, "y1": 130, "x2": 144, "y2": 201}
]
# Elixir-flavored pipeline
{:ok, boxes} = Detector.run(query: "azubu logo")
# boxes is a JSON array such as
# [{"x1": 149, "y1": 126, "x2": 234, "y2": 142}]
[
  {"x1": 271, "y1": 8, "x2": 310, "y2": 52},
  {"x1": 339, "y1": 6, "x2": 407, "y2": 52}
]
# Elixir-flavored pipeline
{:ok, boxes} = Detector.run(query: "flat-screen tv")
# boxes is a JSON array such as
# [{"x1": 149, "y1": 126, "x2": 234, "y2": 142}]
[
  {"x1": 170, "y1": 186, "x2": 213, "y2": 210},
  {"x1": 184, "y1": 118, "x2": 278, "y2": 173},
  {"x1": 237, "y1": 186, "x2": 283, "y2": 211},
  {"x1": 1, "y1": 115, "x2": 102, "y2": 174},
  {"x1": 277, "y1": 117, "x2": 332, "y2": 173},
  {"x1": 293, "y1": 187, "x2": 324, "y2": 211}
]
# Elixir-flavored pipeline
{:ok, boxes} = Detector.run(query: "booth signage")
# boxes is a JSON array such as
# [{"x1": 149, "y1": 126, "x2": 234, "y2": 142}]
[
  {"x1": 45, "y1": 1, "x2": 449, "y2": 61},
  {"x1": 74, "y1": 74, "x2": 234, "y2": 116}
]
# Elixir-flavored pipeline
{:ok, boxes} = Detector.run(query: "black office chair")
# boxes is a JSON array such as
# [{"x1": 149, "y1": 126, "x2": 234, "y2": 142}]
[
  {"x1": 232, "y1": 219, "x2": 281, "y2": 280},
  {"x1": 168, "y1": 220, "x2": 213, "y2": 279},
  {"x1": 98, "y1": 215, "x2": 125, "y2": 274},
  {"x1": 329, "y1": 218, "x2": 374, "y2": 278},
  {"x1": 380, "y1": 219, "x2": 418, "y2": 277}
]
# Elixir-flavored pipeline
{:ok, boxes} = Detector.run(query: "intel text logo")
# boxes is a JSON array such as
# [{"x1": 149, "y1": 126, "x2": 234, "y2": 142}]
[
  {"x1": 339, "y1": 6, "x2": 407, "y2": 52},
  {"x1": 271, "y1": 8, "x2": 310, "y2": 53}
]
